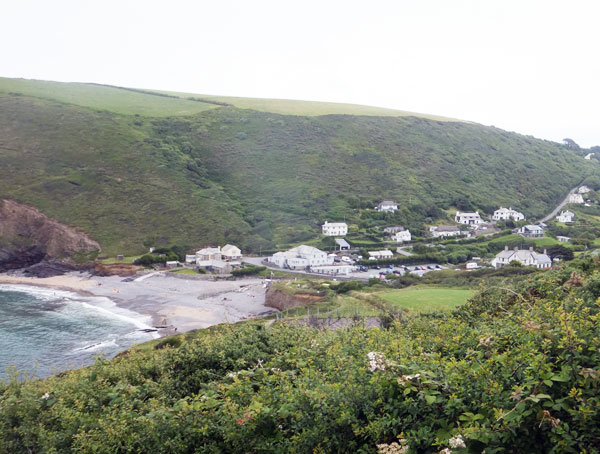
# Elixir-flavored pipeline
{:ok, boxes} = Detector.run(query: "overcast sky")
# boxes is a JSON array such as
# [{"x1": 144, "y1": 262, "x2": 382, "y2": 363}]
[{"x1": 2, "y1": 0, "x2": 598, "y2": 147}]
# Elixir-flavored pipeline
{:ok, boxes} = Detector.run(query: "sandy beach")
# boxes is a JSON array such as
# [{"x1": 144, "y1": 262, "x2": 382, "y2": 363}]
[{"x1": 0, "y1": 271, "x2": 274, "y2": 335}]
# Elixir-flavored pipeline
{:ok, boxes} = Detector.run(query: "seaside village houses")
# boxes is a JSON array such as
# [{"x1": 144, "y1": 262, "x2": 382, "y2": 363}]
[
  {"x1": 515, "y1": 224, "x2": 544, "y2": 239},
  {"x1": 429, "y1": 225, "x2": 462, "y2": 238},
  {"x1": 375, "y1": 200, "x2": 398, "y2": 212},
  {"x1": 384, "y1": 226, "x2": 411, "y2": 242},
  {"x1": 556, "y1": 210, "x2": 575, "y2": 223},
  {"x1": 186, "y1": 244, "x2": 242, "y2": 274},
  {"x1": 492, "y1": 246, "x2": 552, "y2": 269},
  {"x1": 455, "y1": 211, "x2": 482, "y2": 226},
  {"x1": 321, "y1": 221, "x2": 348, "y2": 237},
  {"x1": 269, "y1": 245, "x2": 354, "y2": 275},
  {"x1": 492, "y1": 207, "x2": 525, "y2": 222},
  {"x1": 568, "y1": 193, "x2": 584, "y2": 204}
]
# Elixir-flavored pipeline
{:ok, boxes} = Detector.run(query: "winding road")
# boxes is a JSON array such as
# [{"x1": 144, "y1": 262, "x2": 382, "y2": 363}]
[{"x1": 538, "y1": 185, "x2": 581, "y2": 223}]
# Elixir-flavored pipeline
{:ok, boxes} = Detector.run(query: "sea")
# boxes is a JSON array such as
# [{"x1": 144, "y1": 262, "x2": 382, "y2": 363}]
[{"x1": 0, "y1": 284, "x2": 159, "y2": 380}]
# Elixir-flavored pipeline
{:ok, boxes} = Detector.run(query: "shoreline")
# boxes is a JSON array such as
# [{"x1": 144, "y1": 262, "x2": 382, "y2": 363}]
[{"x1": 0, "y1": 271, "x2": 273, "y2": 337}]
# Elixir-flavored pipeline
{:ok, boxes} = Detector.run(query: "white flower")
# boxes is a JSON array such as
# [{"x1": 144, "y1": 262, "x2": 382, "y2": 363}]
[
  {"x1": 449, "y1": 434, "x2": 466, "y2": 448},
  {"x1": 367, "y1": 352, "x2": 386, "y2": 372},
  {"x1": 41, "y1": 392, "x2": 50, "y2": 400},
  {"x1": 439, "y1": 449, "x2": 452, "y2": 454}
]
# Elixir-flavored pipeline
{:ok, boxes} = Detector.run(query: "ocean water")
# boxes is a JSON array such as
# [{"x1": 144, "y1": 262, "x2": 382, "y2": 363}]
[{"x1": 0, "y1": 284, "x2": 159, "y2": 379}]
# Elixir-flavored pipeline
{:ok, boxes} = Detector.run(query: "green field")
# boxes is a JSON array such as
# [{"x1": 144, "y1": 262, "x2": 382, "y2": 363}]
[
  {"x1": 378, "y1": 286, "x2": 475, "y2": 312},
  {"x1": 0, "y1": 78, "x2": 219, "y2": 116}
]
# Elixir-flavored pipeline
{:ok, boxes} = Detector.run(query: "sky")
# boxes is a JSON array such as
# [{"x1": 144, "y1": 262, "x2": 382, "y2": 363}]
[{"x1": 1, "y1": 0, "x2": 598, "y2": 147}]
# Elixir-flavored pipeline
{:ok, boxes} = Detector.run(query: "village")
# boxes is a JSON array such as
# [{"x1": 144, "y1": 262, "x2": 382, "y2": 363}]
[{"x1": 129, "y1": 185, "x2": 598, "y2": 282}]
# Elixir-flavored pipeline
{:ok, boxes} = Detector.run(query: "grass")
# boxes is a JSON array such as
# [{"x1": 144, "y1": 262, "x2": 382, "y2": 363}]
[
  {"x1": 99, "y1": 255, "x2": 142, "y2": 265},
  {"x1": 0, "y1": 78, "x2": 219, "y2": 116},
  {"x1": 377, "y1": 286, "x2": 475, "y2": 312},
  {"x1": 172, "y1": 268, "x2": 198, "y2": 274}
]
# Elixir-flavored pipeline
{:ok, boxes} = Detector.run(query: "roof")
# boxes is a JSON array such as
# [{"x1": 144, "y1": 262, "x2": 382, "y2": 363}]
[
  {"x1": 323, "y1": 221, "x2": 347, "y2": 227},
  {"x1": 523, "y1": 225, "x2": 543, "y2": 232},
  {"x1": 378, "y1": 200, "x2": 397, "y2": 206},
  {"x1": 222, "y1": 244, "x2": 241, "y2": 253},
  {"x1": 197, "y1": 247, "x2": 220, "y2": 255},
  {"x1": 495, "y1": 248, "x2": 550, "y2": 264},
  {"x1": 335, "y1": 239, "x2": 350, "y2": 248},
  {"x1": 559, "y1": 210, "x2": 574, "y2": 216},
  {"x1": 287, "y1": 245, "x2": 327, "y2": 256},
  {"x1": 435, "y1": 225, "x2": 460, "y2": 232}
]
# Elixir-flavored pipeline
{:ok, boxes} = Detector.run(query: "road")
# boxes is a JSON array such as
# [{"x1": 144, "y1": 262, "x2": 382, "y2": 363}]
[{"x1": 538, "y1": 185, "x2": 581, "y2": 223}]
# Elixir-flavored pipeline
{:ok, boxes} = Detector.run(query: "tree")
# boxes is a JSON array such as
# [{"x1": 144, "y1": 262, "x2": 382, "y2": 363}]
[{"x1": 563, "y1": 138, "x2": 580, "y2": 150}]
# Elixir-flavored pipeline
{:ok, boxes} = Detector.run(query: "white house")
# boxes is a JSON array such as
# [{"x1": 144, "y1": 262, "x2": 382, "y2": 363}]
[
  {"x1": 492, "y1": 207, "x2": 525, "y2": 221},
  {"x1": 322, "y1": 221, "x2": 348, "y2": 236},
  {"x1": 556, "y1": 210, "x2": 575, "y2": 223},
  {"x1": 568, "y1": 194, "x2": 584, "y2": 204},
  {"x1": 368, "y1": 250, "x2": 394, "y2": 259},
  {"x1": 579, "y1": 185, "x2": 591, "y2": 194},
  {"x1": 221, "y1": 244, "x2": 242, "y2": 261},
  {"x1": 185, "y1": 254, "x2": 197, "y2": 264},
  {"x1": 269, "y1": 245, "x2": 333, "y2": 270},
  {"x1": 455, "y1": 211, "x2": 482, "y2": 226},
  {"x1": 515, "y1": 225, "x2": 544, "y2": 238},
  {"x1": 383, "y1": 226, "x2": 405, "y2": 234},
  {"x1": 585, "y1": 153, "x2": 595, "y2": 160},
  {"x1": 391, "y1": 230, "x2": 412, "y2": 243},
  {"x1": 196, "y1": 247, "x2": 222, "y2": 262},
  {"x1": 491, "y1": 246, "x2": 552, "y2": 269},
  {"x1": 375, "y1": 201, "x2": 398, "y2": 212},
  {"x1": 557, "y1": 236, "x2": 571, "y2": 243},
  {"x1": 430, "y1": 225, "x2": 462, "y2": 238}
]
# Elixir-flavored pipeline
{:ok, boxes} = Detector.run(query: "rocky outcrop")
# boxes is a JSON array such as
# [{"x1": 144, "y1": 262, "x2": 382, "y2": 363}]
[
  {"x1": 265, "y1": 287, "x2": 325, "y2": 311},
  {"x1": 0, "y1": 199, "x2": 100, "y2": 271}
]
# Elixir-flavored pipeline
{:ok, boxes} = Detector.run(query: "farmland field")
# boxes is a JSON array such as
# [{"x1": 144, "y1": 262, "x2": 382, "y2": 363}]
[{"x1": 378, "y1": 286, "x2": 475, "y2": 312}]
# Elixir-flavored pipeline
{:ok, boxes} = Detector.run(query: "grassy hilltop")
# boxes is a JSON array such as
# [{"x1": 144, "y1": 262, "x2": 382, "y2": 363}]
[{"x1": 0, "y1": 77, "x2": 596, "y2": 255}]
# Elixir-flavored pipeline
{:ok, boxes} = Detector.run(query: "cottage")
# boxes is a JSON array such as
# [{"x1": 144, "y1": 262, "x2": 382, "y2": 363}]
[
  {"x1": 368, "y1": 250, "x2": 394, "y2": 260},
  {"x1": 492, "y1": 207, "x2": 525, "y2": 221},
  {"x1": 579, "y1": 185, "x2": 591, "y2": 194},
  {"x1": 322, "y1": 221, "x2": 348, "y2": 237},
  {"x1": 196, "y1": 247, "x2": 222, "y2": 262},
  {"x1": 197, "y1": 260, "x2": 232, "y2": 274},
  {"x1": 383, "y1": 226, "x2": 405, "y2": 234},
  {"x1": 557, "y1": 236, "x2": 571, "y2": 243},
  {"x1": 556, "y1": 210, "x2": 575, "y2": 223},
  {"x1": 568, "y1": 193, "x2": 584, "y2": 204},
  {"x1": 430, "y1": 225, "x2": 462, "y2": 238},
  {"x1": 515, "y1": 224, "x2": 544, "y2": 238},
  {"x1": 375, "y1": 201, "x2": 398, "y2": 212},
  {"x1": 269, "y1": 245, "x2": 333, "y2": 270},
  {"x1": 335, "y1": 238, "x2": 350, "y2": 250},
  {"x1": 221, "y1": 244, "x2": 242, "y2": 261},
  {"x1": 455, "y1": 211, "x2": 482, "y2": 226},
  {"x1": 165, "y1": 261, "x2": 180, "y2": 268},
  {"x1": 391, "y1": 230, "x2": 412, "y2": 243},
  {"x1": 185, "y1": 254, "x2": 197, "y2": 264},
  {"x1": 491, "y1": 246, "x2": 552, "y2": 269}
]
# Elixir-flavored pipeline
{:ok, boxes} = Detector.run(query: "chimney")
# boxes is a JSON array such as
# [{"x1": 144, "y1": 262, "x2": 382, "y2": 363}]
[
  {"x1": 514, "y1": 246, "x2": 519, "y2": 252},
  {"x1": 543, "y1": 249, "x2": 547, "y2": 255},
  {"x1": 504, "y1": 245, "x2": 508, "y2": 251},
  {"x1": 529, "y1": 247, "x2": 533, "y2": 252}
]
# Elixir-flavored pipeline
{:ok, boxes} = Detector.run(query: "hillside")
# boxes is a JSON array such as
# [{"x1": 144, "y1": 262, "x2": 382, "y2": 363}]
[{"x1": 0, "y1": 77, "x2": 596, "y2": 256}]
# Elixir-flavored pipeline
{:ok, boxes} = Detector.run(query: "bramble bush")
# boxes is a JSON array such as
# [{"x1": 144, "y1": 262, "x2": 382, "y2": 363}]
[{"x1": 1, "y1": 261, "x2": 600, "y2": 452}]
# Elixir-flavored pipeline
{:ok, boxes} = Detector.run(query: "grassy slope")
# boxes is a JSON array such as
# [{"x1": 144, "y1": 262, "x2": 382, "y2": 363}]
[
  {"x1": 0, "y1": 77, "x2": 596, "y2": 254},
  {"x1": 0, "y1": 78, "x2": 218, "y2": 116}
]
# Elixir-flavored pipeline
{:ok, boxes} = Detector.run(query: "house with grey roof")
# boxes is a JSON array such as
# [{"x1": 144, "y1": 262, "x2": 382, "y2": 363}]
[
  {"x1": 515, "y1": 225, "x2": 544, "y2": 238},
  {"x1": 491, "y1": 246, "x2": 552, "y2": 269}
]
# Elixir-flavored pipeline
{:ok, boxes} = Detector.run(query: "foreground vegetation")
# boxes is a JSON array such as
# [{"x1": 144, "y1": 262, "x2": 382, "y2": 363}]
[{"x1": 2, "y1": 258, "x2": 600, "y2": 452}]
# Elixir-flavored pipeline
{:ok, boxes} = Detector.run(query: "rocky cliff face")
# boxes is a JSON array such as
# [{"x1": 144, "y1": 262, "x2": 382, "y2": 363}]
[{"x1": 0, "y1": 199, "x2": 100, "y2": 271}]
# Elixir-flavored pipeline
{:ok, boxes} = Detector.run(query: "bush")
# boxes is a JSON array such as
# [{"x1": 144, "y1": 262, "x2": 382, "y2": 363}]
[{"x1": 231, "y1": 265, "x2": 266, "y2": 277}]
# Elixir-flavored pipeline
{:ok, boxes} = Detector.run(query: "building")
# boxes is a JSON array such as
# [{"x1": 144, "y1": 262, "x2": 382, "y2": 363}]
[
  {"x1": 492, "y1": 207, "x2": 525, "y2": 221},
  {"x1": 579, "y1": 185, "x2": 591, "y2": 194},
  {"x1": 429, "y1": 225, "x2": 462, "y2": 238},
  {"x1": 455, "y1": 211, "x2": 483, "y2": 226},
  {"x1": 165, "y1": 261, "x2": 180, "y2": 268},
  {"x1": 515, "y1": 225, "x2": 544, "y2": 238},
  {"x1": 311, "y1": 264, "x2": 355, "y2": 275},
  {"x1": 585, "y1": 153, "x2": 595, "y2": 160},
  {"x1": 568, "y1": 194, "x2": 584, "y2": 204},
  {"x1": 269, "y1": 245, "x2": 333, "y2": 270},
  {"x1": 491, "y1": 246, "x2": 552, "y2": 269},
  {"x1": 368, "y1": 250, "x2": 394, "y2": 260},
  {"x1": 383, "y1": 226, "x2": 405, "y2": 234},
  {"x1": 375, "y1": 201, "x2": 398, "y2": 212},
  {"x1": 221, "y1": 244, "x2": 242, "y2": 261},
  {"x1": 391, "y1": 230, "x2": 412, "y2": 243},
  {"x1": 466, "y1": 262, "x2": 478, "y2": 270},
  {"x1": 196, "y1": 247, "x2": 222, "y2": 262},
  {"x1": 557, "y1": 236, "x2": 570, "y2": 243},
  {"x1": 185, "y1": 254, "x2": 197, "y2": 264},
  {"x1": 322, "y1": 221, "x2": 348, "y2": 237},
  {"x1": 556, "y1": 210, "x2": 575, "y2": 223},
  {"x1": 471, "y1": 223, "x2": 501, "y2": 237},
  {"x1": 196, "y1": 260, "x2": 232, "y2": 274},
  {"x1": 335, "y1": 238, "x2": 350, "y2": 250}
]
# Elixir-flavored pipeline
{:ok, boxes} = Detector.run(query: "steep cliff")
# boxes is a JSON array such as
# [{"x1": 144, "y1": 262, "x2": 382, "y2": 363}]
[{"x1": 0, "y1": 199, "x2": 100, "y2": 271}]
